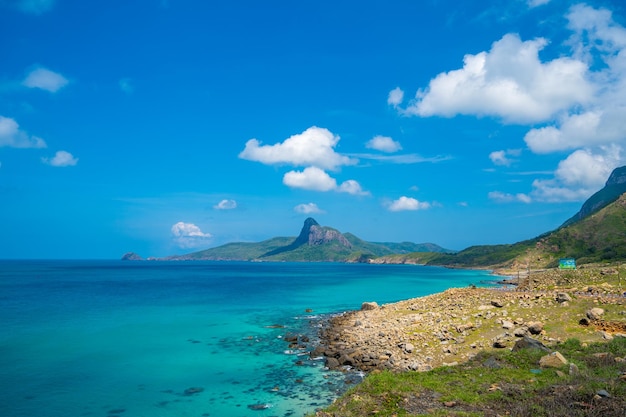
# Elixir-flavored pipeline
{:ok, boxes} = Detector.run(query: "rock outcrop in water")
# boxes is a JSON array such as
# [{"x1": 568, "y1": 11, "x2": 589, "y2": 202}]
[{"x1": 121, "y1": 252, "x2": 143, "y2": 261}]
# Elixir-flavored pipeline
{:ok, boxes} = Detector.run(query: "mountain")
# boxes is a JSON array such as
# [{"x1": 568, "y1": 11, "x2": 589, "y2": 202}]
[
  {"x1": 561, "y1": 165, "x2": 626, "y2": 227},
  {"x1": 165, "y1": 217, "x2": 451, "y2": 262},
  {"x1": 407, "y1": 166, "x2": 626, "y2": 269}
]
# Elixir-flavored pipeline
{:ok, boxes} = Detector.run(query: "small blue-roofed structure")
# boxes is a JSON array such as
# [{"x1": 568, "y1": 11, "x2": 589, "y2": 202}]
[{"x1": 559, "y1": 258, "x2": 576, "y2": 270}]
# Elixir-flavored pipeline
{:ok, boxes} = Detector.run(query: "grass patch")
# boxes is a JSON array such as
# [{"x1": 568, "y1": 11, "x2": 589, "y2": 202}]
[{"x1": 313, "y1": 337, "x2": 626, "y2": 417}]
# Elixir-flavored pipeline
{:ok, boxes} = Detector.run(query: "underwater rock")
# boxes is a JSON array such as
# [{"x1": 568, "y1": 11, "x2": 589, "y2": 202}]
[{"x1": 183, "y1": 387, "x2": 204, "y2": 396}]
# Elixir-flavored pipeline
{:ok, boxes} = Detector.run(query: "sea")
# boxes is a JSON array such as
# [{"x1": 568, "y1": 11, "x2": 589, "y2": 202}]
[{"x1": 0, "y1": 260, "x2": 495, "y2": 417}]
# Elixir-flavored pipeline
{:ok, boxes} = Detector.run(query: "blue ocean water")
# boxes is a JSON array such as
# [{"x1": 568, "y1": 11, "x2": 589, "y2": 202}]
[{"x1": 0, "y1": 260, "x2": 494, "y2": 417}]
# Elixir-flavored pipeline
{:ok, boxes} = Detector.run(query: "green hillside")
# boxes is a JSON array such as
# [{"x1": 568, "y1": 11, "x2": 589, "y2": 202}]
[
  {"x1": 164, "y1": 218, "x2": 451, "y2": 262},
  {"x1": 399, "y1": 193, "x2": 626, "y2": 269}
]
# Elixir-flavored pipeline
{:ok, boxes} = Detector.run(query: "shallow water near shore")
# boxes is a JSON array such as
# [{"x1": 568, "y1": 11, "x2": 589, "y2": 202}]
[{"x1": 0, "y1": 260, "x2": 494, "y2": 416}]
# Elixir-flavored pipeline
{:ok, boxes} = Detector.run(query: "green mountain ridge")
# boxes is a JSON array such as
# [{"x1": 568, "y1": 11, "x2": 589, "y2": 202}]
[
  {"x1": 163, "y1": 217, "x2": 452, "y2": 262},
  {"x1": 382, "y1": 166, "x2": 626, "y2": 269}
]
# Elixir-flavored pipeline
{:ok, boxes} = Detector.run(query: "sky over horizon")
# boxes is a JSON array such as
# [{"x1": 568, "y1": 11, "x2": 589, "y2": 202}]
[{"x1": 2, "y1": 0, "x2": 626, "y2": 259}]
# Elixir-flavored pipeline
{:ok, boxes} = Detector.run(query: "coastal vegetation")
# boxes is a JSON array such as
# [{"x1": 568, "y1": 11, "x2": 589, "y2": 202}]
[
  {"x1": 314, "y1": 336, "x2": 626, "y2": 416},
  {"x1": 311, "y1": 266, "x2": 626, "y2": 416}
]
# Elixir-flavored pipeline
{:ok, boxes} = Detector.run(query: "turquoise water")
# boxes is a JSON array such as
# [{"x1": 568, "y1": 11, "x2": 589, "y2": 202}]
[{"x1": 0, "y1": 260, "x2": 494, "y2": 417}]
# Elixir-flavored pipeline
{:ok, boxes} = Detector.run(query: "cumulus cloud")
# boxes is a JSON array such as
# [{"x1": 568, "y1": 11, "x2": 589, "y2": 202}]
[
  {"x1": 393, "y1": 4, "x2": 626, "y2": 203},
  {"x1": 523, "y1": 5, "x2": 626, "y2": 154},
  {"x1": 213, "y1": 199, "x2": 237, "y2": 210},
  {"x1": 530, "y1": 146, "x2": 621, "y2": 202},
  {"x1": 387, "y1": 87, "x2": 404, "y2": 107},
  {"x1": 400, "y1": 33, "x2": 592, "y2": 124},
  {"x1": 171, "y1": 221, "x2": 212, "y2": 248},
  {"x1": 294, "y1": 203, "x2": 324, "y2": 214},
  {"x1": 338, "y1": 179, "x2": 370, "y2": 196},
  {"x1": 239, "y1": 126, "x2": 356, "y2": 171},
  {"x1": 283, "y1": 166, "x2": 369, "y2": 195},
  {"x1": 283, "y1": 166, "x2": 337, "y2": 191},
  {"x1": 488, "y1": 191, "x2": 532, "y2": 203},
  {"x1": 22, "y1": 67, "x2": 69, "y2": 93},
  {"x1": 387, "y1": 196, "x2": 431, "y2": 212},
  {"x1": 0, "y1": 116, "x2": 47, "y2": 148},
  {"x1": 42, "y1": 150, "x2": 78, "y2": 167},
  {"x1": 365, "y1": 135, "x2": 402, "y2": 153}
]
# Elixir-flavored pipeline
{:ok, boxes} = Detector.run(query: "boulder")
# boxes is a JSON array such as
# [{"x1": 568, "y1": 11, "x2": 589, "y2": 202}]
[
  {"x1": 587, "y1": 308, "x2": 605, "y2": 321},
  {"x1": 502, "y1": 320, "x2": 514, "y2": 330},
  {"x1": 556, "y1": 293, "x2": 572, "y2": 303},
  {"x1": 512, "y1": 336, "x2": 550, "y2": 352},
  {"x1": 527, "y1": 321, "x2": 544, "y2": 335},
  {"x1": 491, "y1": 300, "x2": 505, "y2": 308},
  {"x1": 361, "y1": 302, "x2": 379, "y2": 311},
  {"x1": 539, "y1": 351, "x2": 568, "y2": 368},
  {"x1": 325, "y1": 357, "x2": 340, "y2": 369}
]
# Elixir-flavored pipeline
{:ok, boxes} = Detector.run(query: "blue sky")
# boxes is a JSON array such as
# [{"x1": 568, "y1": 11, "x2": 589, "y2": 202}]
[{"x1": 1, "y1": 0, "x2": 626, "y2": 259}]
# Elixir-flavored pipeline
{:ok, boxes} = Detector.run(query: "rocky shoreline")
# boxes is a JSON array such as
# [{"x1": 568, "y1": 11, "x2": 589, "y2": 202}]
[{"x1": 310, "y1": 279, "x2": 626, "y2": 374}]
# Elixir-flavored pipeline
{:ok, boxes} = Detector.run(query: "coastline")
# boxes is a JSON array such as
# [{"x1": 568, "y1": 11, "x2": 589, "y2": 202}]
[{"x1": 312, "y1": 268, "x2": 626, "y2": 375}]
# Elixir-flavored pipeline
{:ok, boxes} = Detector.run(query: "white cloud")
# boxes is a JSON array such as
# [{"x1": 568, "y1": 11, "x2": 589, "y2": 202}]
[
  {"x1": 488, "y1": 191, "x2": 532, "y2": 203},
  {"x1": 365, "y1": 135, "x2": 402, "y2": 153},
  {"x1": 283, "y1": 166, "x2": 369, "y2": 195},
  {"x1": 387, "y1": 196, "x2": 431, "y2": 212},
  {"x1": 42, "y1": 150, "x2": 78, "y2": 167},
  {"x1": 394, "y1": 3, "x2": 626, "y2": 204},
  {"x1": 239, "y1": 126, "x2": 356, "y2": 171},
  {"x1": 489, "y1": 150, "x2": 511, "y2": 166},
  {"x1": 22, "y1": 67, "x2": 69, "y2": 93},
  {"x1": 213, "y1": 199, "x2": 237, "y2": 210},
  {"x1": 0, "y1": 116, "x2": 47, "y2": 148},
  {"x1": 524, "y1": 5, "x2": 626, "y2": 154},
  {"x1": 530, "y1": 146, "x2": 621, "y2": 202},
  {"x1": 171, "y1": 221, "x2": 212, "y2": 248},
  {"x1": 294, "y1": 203, "x2": 324, "y2": 214},
  {"x1": 283, "y1": 166, "x2": 337, "y2": 191},
  {"x1": 527, "y1": 0, "x2": 550, "y2": 8},
  {"x1": 489, "y1": 149, "x2": 520, "y2": 166},
  {"x1": 387, "y1": 87, "x2": 404, "y2": 107},
  {"x1": 337, "y1": 179, "x2": 370, "y2": 196},
  {"x1": 402, "y1": 33, "x2": 592, "y2": 124}
]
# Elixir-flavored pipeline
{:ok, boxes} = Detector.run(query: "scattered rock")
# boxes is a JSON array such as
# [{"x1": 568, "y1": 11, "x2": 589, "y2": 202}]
[
  {"x1": 587, "y1": 308, "x2": 605, "y2": 320},
  {"x1": 361, "y1": 302, "x2": 379, "y2": 311},
  {"x1": 596, "y1": 389, "x2": 611, "y2": 398},
  {"x1": 539, "y1": 351, "x2": 568, "y2": 368},
  {"x1": 527, "y1": 321, "x2": 544, "y2": 335},
  {"x1": 502, "y1": 320, "x2": 514, "y2": 329},
  {"x1": 491, "y1": 300, "x2": 505, "y2": 308},
  {"x1": 493, "y1": 339, "x2": 508, "y2": 349},
  {"x1": 556, "y1": 293, "x2": 572, "y2": 303},
  {"x1": 513, "y1": 327, "x2": 528, "y2": 337},
  {"x1": 183, "y1": 387, "x2": 204, "y2": 396},
  {"x1": 512, "y1": 336, "x2": 550, "y2": 352},
  {"x1": 247, "y1": 403, "x2": 272, "y2": 410}
]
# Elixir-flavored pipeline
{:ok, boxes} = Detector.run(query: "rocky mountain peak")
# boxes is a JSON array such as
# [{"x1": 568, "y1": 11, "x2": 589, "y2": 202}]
[
  {"x1": 293, "y1": 217, "x2": 352, "y2": 248},
  {"x1": 606, "y1": 166, "x2": 626, "y2": 186},
  {"x1": 562, "y1": 165, "x2": 626, "y2": 227}
]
